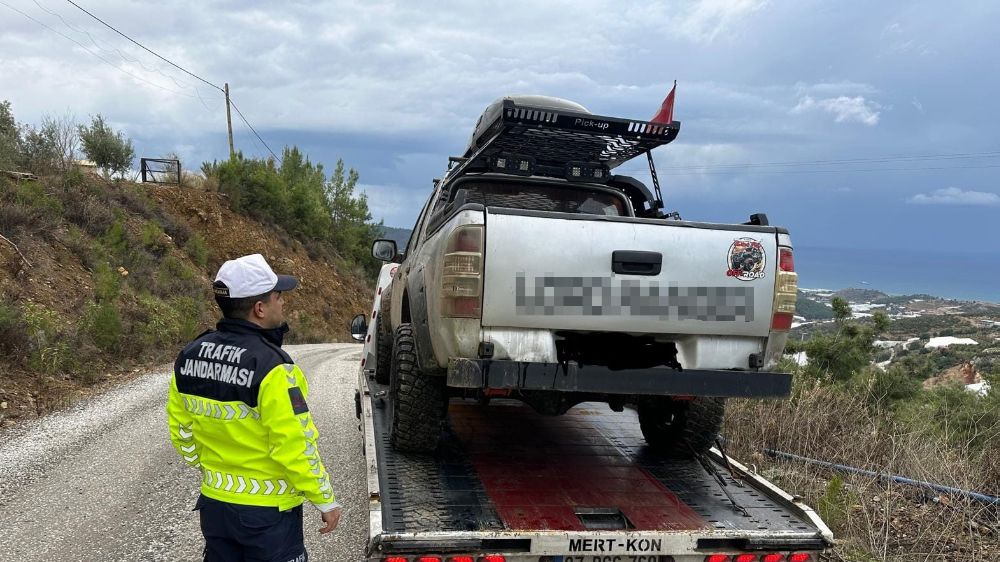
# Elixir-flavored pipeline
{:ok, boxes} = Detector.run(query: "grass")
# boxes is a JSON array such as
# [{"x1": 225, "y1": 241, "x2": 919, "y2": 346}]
[
  {"x1": 723, "y1": 372, "x2": 1000, "y2": 561},
  {"x1": 1, "y1": 172, "x2": 216, "y2": 383}
]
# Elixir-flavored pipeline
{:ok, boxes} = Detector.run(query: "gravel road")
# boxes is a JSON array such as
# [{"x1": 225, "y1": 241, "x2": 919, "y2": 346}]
[{"x1": 0, "y1": 343, "x2": 369, "y2": 562}]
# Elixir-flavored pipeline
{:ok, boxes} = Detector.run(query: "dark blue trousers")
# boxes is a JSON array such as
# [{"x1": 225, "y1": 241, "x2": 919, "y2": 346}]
[{"x1": 195, "y1": 494, "x2": 307, "y2": 562}]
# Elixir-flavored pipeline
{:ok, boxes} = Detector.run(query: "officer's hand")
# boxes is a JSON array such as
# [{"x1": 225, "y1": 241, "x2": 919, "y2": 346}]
[{"x1": 319, "y1": 506, "x2": 342, "y2": 534}]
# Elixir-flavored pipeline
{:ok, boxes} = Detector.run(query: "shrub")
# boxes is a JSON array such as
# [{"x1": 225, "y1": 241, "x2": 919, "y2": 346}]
[
  {"x1": 816, "y1": 474, "x2": 854, "y2": 531},
  {"x1": 0, "y1": 300, "x2": 30, "y2": 358},
  {"x1": 101, "y1": 219, "x2": 129, "y2": 259},
  {"x1": 18, "y1": 120, "x2": 63, "y2": 175},
  {"x1": 63, "y1": 227, "x2": 107, "y2": 272},
  {"x1": 209, "y1": 149, "x2": 381, "y2": 275},
  {"x1": 0, "y1": 200, "x2": 38, "y2": 239},
  {"x1": 83, "y1": 302, "x2": 122, "y2": 352},
  {"x1": 114, "y1": 186, "x2": 156, "y2": 219},
  {"x1": 61, "y1": 166, "x2": 85, "y2": 190},
  {"x1": 159, "y1": 214, "x2": 191, "y2": 247},
  {"x1": 0, "y1": 181, "x2": 64, "y2": 240},
  {"x1": 849, "y1": 366, "x2": 921, "y2": 412},
  {"x1": 78, "y1": 114, "x2": 134, "y2": 179},
  {"x1": 899, "y1": 384, "x2": 1000, "y2": 451},
  {"x1": 0, "y1": 300, "x2": 19, "y2": 331},
  {"x1": 184, "y1": 233, "x2": 209, "y2": 268},
  {"x1": 140, "y1": 221, "x2": 168, "y2": 253},
  {"x1": 15, "y1": 180, "x2": 63, "y2": 218},
  {"x1": 21, "y1": 301, "x2": 74, "y2": 375},
  {"x1": 0, "y1": 100, "x2": 17, "y2": 170},
  {"x1": 171, "y1": 296, "x2": 206, "y2": 340},
  {"x1": 129, "y1": 292, "x2": 193, "y2": 351},
  {"x1": 93, "y1": 262, "x2": 121, "y2": 303},
  {"x1": 152, "y1": 255, "x2": 204, "y2": 298},
  {"x1": 62, "y1": 189, "x2": 116, "y2": 237},
  {"x1": 117, "y1": 247, "x2": 156, "y2": 294}
]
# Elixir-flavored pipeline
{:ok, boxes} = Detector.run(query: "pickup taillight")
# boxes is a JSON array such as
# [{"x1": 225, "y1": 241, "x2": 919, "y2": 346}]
[
  {"x1": 441, "y1": 225, "x2": 484, "y2": 318},
  {"x1": 771, "y1": 247, "x2": 798, "y2": 331}
]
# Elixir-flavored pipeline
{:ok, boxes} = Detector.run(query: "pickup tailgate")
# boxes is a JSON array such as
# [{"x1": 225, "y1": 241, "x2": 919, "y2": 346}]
[{"x1": 482, "y1": 208, "x2": 779, "y2": 337}]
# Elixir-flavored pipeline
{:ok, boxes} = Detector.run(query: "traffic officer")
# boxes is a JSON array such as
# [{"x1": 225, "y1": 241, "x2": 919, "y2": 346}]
[{"x1": 167, "y1": 253, "x2": 341, "y2": 561}]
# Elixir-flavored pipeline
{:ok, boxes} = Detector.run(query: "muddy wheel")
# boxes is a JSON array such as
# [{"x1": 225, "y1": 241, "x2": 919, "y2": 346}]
[
  {"x1": 638, "y1": 397, "x2": 726, "y2": 457},
  {"x1": 388, "y1": 323, "x2": 446, "y2": 452}
]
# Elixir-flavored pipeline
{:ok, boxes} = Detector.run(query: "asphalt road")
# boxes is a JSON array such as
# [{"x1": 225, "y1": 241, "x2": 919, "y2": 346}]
[{"x1": 0, "y1": 343, "x2": 369, "y2": 562}]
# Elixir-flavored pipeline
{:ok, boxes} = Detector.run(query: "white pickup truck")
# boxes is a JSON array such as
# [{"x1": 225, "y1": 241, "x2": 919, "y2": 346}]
[{"x1": 366, "y1": 95, "x2": 798, "y2": 453}]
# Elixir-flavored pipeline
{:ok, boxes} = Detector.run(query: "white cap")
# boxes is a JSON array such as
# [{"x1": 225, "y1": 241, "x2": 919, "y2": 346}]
[{"x1": 213, "y1": 254, "x2": 298, "y2": 299}]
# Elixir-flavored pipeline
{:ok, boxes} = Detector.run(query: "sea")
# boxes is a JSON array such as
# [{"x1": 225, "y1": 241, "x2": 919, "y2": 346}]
[{"x1": 795, "y1": 246, "x2": 999, "y2": 304}]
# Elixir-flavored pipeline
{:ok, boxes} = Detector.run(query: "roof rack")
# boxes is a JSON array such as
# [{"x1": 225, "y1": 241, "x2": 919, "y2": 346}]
[{"x1": 444, "y1": 98, "x2": 680, "y2": 186}]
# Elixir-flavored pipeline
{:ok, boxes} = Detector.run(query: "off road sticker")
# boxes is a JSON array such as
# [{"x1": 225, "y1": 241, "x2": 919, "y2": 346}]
[{"x1": 726, "y1": 237, "x2": 766, "y2": 281}]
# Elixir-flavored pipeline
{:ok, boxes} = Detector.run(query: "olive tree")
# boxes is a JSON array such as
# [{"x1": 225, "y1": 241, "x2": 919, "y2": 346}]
[{"x1": 79, "y1": 115, "x2": 134, "y2": 179}]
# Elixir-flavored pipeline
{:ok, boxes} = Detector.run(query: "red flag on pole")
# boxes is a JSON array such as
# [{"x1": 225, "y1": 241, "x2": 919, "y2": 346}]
[{"x1": 649, "y1": 81, "x2": 677, "y2": 124}]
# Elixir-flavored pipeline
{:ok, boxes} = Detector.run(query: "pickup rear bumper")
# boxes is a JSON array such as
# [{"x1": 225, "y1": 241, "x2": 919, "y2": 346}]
[{"x1": 447, "y1": 358, "x2": 792, "y2": 398}]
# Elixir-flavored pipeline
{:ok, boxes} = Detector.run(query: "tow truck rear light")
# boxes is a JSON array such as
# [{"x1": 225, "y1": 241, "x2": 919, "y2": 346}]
[
  {"x1": 480, "y1": 555, "x2": 506, "y2": 562},
  {"x1": 449, "y1": 557, "x2": 474, "y2": 562},
  {"x1": 385, "y1": 557, "x2": 407, "y2": 562},
  {"x1": 442, "y1": 225, "x2": 484, "y2": 318},
  {"x1": 705, "y1": 556, "x2": 731, "y2": 562},
  {"x1": 735, "y1": 555, "x2": 758, "y2": 562},
  {"x1": 418, "y1": 557, "x2": 441, "y2": 562},
  {"x1": 762, "y1": 555, "x2": 785, "y2": 562},
  {"x1": 788, "y1": 555, "x2": 812, "y2": 562}
]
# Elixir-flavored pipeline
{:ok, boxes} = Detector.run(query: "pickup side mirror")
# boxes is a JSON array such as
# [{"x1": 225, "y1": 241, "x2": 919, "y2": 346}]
[
  {"x1": 372, "y1": 239, "x2": 397, "y2": 262},
  {"x1": 350, "y1": 314, "x2": 368, "y2": 342}
]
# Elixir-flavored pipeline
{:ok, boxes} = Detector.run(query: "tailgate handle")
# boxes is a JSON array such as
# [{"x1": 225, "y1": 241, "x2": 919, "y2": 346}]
[{"x1": 612, "y1": 250, "x2": 662, "y2": 276}]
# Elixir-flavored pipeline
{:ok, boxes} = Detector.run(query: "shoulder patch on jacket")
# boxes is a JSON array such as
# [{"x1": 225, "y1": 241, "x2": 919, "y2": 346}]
[{"x1": 288, "y1": 386, "x2": 309, "y2": 415}]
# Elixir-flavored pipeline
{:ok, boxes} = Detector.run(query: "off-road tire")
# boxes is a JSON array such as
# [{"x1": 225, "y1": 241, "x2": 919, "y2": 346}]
[
  {"x1": 388, "y1": 323, "x2": 446, "y2": 452},
  {"x1": 638, "y1": 397, "x2": 726, "y2": 457},
  {"x1": 373, "y1": 315, "x2": 392, "y2": 385}
]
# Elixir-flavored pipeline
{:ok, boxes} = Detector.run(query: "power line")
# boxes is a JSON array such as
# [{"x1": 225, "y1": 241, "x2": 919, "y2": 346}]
[
  {"x1": 21, "y1": 0, "x2": 279, "y2": 161},
  {"x1": 7, "y1": 0, "x2": 280, "y2": 165},
  {"x1": 618, "y1": 162, "x2": 1000, "y2": 177},
  {"x1": 29, "y1": 0, "x2": 220, "y2": 112},
  {"x1": 63, "y1": 1, "x2": 280, "y2": 163},
  {"x1": 620, "y1": 149, "x2": 1000, "y2": 177},
  {"x1": 229, "y1": 99, "x2": 281, "y2": 164},
  {"x1": 64, "y1": 0, "x2": 223, "y2": 92},
  {"x1": 33, "y1": 1, "x2": 191, "y2": 90},
  {"x1": 646, "y1": 150, "x2": 1000, "y2": 172},
  {"x1": 0, "y1": 0, "x2": 194, "y2": 97}
]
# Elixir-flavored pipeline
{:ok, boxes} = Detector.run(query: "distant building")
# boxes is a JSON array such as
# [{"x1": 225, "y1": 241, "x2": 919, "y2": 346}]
[
  {"x1": 925, "y1": 336, "x2": 978, "y2": 349},
  {"x1": 73, "y1": 159, "x2": 99, "y2": 176},
  {"x1": 966, "y1": 381, "x2": 991, "y2": 397}
]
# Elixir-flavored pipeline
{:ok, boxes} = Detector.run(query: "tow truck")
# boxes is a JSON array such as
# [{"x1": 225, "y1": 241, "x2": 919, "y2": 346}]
[{"x1": 350, "y1": 265, "x2": 833, "y2": 562}]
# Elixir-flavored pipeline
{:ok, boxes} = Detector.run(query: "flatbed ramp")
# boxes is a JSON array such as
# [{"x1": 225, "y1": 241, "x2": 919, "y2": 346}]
[{"x1": 360, "y1": 376, "x2": 831, "y2": 559}]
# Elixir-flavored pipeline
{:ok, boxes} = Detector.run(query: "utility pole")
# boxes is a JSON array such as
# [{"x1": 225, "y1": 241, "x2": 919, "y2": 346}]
[{"x1": 224, "y1": 82, "x2": 235, "y2": 159}]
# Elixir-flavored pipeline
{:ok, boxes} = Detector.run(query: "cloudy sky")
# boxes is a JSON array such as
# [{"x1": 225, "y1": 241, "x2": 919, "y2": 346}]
[{"x1": 1, "y1": 0, "x2": 998, "y2": 255}]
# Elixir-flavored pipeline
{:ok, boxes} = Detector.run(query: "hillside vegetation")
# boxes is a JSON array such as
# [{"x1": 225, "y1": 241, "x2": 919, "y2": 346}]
[
  {"x1": 0, "y1": 100, "x2": 378, "y2": 428},
  {"x1": 4, "y1": 101, "x2": 999, "y2": 561},
  {"x1": 728, "y1": 298, "x2": 1000, "y2": 561}
]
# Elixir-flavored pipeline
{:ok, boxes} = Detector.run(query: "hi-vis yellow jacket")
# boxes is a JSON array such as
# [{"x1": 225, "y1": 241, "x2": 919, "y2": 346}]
[{"x1": 167, "y1": 318, "x2": 337, "y2": 512}]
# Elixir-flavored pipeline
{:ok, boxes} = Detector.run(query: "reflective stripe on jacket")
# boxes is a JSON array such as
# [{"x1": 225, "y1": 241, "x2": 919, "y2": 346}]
[{"x1": 166, "y1": 318, "x2": 336, "y2": 512}]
